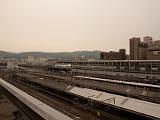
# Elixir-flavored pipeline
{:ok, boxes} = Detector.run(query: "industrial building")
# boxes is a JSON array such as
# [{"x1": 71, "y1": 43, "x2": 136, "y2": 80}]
[{"x1": 100, "y1": 49, "x2": 126, "y2": 60}]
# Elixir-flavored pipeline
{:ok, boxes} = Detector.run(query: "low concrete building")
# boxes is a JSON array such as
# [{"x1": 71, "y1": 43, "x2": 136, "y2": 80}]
[
  {"x1": 147, "y1": 40, "x2": 160, "y2": 60},
  {"x1": 7, "y1": 62, "x2": 18, "y2": 69},
  {"x1": 147, "y1": 50, "x2": 160, "y2": 60}
]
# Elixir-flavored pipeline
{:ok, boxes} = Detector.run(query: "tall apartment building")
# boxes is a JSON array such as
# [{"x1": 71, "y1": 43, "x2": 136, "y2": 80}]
[
  {"x1": 138, "y1": 43, "x2": 148, "y2": 60},
  {"x1": 129, "y1": 37, "x2": 140, "y2": 60},
  {"x1": 130, "y1": 36, "x2": 160, "y2": 60},
  {"x1": 143, "y1": 36, "x2": 153, "y2": 44}
]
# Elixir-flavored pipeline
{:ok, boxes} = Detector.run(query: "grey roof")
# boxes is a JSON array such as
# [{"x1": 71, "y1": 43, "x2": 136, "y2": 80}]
[
  {"x1": 76, "y1": 76, "x2": 160, "y2": 88},
  {"x1": 69, "y1": 87, "x2": 160, "y2": 120}
]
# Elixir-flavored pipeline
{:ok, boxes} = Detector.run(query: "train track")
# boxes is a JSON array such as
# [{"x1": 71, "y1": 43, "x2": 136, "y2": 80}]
[
  {"x1": 21, "y1": 71, "x2": 160, "y2": 104},
  {"x1": 4, "y1": 78, "x2": 109, "y2": 120},
  {"x1": 1, "y1": 70, "x2": 148, "y2": 120}
]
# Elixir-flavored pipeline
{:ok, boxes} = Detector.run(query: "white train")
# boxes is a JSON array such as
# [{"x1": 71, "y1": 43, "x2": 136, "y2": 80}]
[{"x1": 54, "y1": 64, "x2": 71, "y2": 69}]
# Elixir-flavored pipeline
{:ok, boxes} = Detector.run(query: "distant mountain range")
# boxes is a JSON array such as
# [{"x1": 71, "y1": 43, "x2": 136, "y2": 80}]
[{"x1": 0, "y1": 50, "x2": 102, "y2": 60}]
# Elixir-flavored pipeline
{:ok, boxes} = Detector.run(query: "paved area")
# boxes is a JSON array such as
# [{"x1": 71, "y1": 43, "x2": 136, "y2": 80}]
[{"x1": 0, "y1": 91, "x2": 23, "y2": 120}]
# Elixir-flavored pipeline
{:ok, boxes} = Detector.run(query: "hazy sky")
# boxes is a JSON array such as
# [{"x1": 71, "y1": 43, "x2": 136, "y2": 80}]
[{"x1": 0, "y1": 0, "x2": 160, "y2": 53}]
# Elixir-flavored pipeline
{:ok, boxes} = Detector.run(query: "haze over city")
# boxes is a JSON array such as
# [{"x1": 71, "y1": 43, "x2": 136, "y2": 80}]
[
  {"x1": 1, "y1": 0, "x2": 160, "y2": 53},
  {"x1": 1, "y1": 1, "x2": 160, "y2": 120}
]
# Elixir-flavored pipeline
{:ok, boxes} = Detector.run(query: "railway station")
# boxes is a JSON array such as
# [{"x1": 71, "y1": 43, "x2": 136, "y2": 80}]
[
  {"x1": 1, "y1": 1, "x2": 160, "y2": 119},
  {"x1": 1, "y1": 69, "x2": 159, "y2": 120},
  {"x1": 0, "y1": 61, "x2": 160, "y2": 120}
]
